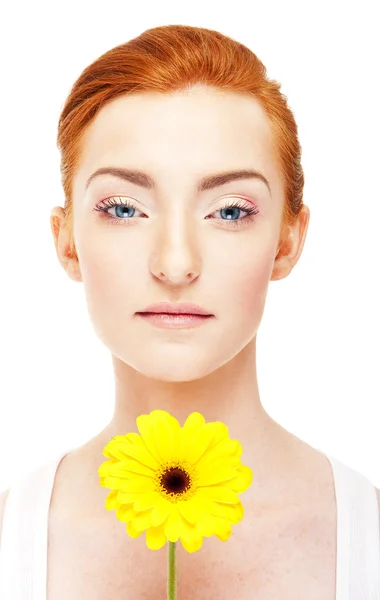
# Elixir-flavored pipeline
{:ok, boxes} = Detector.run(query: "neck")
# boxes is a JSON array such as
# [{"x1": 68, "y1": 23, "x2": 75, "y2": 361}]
[
  {"x1": 106, "y1": 340, "x2": 265, "y2": 448},
  {"x1": 92, "y1": 340, "x2": 299, "y2": 504},
  {"x1": 65, "y1": 339, "x2": 311, "y2": 524}
]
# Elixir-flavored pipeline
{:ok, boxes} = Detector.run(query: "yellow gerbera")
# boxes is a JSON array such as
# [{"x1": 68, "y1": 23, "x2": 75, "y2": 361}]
[{"x1": 98, "y1": 410, "x2": 253, "y2": 553}]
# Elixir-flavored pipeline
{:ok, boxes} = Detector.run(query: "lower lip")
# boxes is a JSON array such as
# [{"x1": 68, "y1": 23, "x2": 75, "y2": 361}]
[{"x1": 136, "y1": 313, "x2": 214, "y2": 329}]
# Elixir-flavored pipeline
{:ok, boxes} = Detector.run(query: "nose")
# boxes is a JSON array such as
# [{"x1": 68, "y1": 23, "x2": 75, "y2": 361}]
[{"x1": 150, "y1": 218, "x2": 201, "y2": 287}]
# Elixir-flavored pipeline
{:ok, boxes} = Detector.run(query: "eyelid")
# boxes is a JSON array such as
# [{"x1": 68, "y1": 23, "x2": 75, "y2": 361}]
[
  {"x1": 97, "y1": 192, "x2": 258, "y2": 208},
  {"x1": 219, "y1": 193, "x2": 257, "y2": 205}
]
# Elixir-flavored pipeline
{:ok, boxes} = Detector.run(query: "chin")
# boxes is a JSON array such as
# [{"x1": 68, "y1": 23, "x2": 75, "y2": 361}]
[
  {"x1": 133, "y1": 359, "x2": 217, "y2": 382},
  {"x1": 121, "y1": 345, "x2": 224, "y2": 382},
  {"x1": 107, "y1": 330, "x2": 250, "y2": 382}
]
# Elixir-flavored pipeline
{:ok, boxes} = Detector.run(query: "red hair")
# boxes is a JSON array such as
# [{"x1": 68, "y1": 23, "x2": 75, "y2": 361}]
[{"x1": 57, "y1": 24, "x2": 304, "y2": 259}]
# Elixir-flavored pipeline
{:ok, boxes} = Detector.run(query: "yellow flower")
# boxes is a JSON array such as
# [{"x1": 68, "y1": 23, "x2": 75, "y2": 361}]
[{"x1": 98, "y1": 410, "x2": 253, "y2": 553}]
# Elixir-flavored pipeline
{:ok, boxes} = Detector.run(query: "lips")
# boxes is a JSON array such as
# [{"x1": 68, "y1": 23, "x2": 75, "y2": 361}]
[
  {"x1": 143, "y1": 312, "x2": 205, "y2": 316},
  {"x1": 138, "y1": 302, "x2": 212, "y2": 316},
  {"x1": 136, "y1": 311, "x2": 213, "y2": 329}
]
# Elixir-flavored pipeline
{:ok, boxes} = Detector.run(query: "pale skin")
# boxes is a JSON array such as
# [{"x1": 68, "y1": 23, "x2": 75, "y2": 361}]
[
  {"x1": 0, "y1": 84, "x2": 378, "y2": 599},
  {"x1": 43, "y1": 84, "x2": 380, "y2": 598},
  {"x1": 49, "y1": 84, "x2": 329, "y2": 520}
]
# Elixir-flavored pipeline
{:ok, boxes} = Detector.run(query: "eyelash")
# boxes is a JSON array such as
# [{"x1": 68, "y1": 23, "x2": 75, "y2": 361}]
[{"x1": 93, "y1": 196, "x2": 260, "y2": 229}]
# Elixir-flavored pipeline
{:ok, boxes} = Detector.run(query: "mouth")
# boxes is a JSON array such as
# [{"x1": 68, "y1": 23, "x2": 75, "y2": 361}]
[
  {"x1": 139, "y1": 312, "x2": 211, "y2": 316},
  {"x1": 136, "y1": 312, "x2": 214, "y2": 329}
]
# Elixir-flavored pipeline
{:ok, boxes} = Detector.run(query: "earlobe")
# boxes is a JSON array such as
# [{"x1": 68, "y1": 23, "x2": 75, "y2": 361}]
[
  {"x1": 60, "y1": 244, "x2": 82, "y2": 283},
  {"x1": 50, "y1": 207, "x2": 82, "y2": 282},
  {"x1": 270, "y1": 227, "x2": 299, "y2": 281},
  {"x1": 271, "y1": 247, "x2": 291, "y2": 281},
  {"x1": 273, "y1": 207, "x2": 310, "y2": 281},
  {"x1": 67, "y1": 258, "x2": 82, "y2": 282},
  {"x1": 59, "y1": 249, "x2": 82, "y2": 283}
]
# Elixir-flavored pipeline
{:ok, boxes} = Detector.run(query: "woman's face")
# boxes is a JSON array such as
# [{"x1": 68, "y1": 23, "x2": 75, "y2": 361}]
[{"x1": 70, "y1": 85, "x2": 286, "y2": 381}]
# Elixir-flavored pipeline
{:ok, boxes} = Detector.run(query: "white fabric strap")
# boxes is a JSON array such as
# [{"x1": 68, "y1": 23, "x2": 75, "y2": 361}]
[
  {"x1": 0, "y1": 454, "x2": 65, "y2": 600},
  {"x1": 326, "y1": 453, "x2": 380, "y2": 600}
]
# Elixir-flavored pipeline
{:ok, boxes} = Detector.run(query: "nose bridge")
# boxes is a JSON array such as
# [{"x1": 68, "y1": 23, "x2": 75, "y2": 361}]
[{"x1": 150, "y1": 207, "x2": 201, "y2": 285}]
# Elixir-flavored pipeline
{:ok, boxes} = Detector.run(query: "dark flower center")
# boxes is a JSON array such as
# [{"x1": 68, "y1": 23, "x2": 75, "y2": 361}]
[{"x1": 161, "y1": 466, "x2": 191, "y2": 495}]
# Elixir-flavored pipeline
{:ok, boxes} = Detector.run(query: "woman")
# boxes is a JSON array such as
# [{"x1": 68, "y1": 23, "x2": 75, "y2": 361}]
[{"x1": 0, "y1": 24, "x2": 379, "y2": 599}]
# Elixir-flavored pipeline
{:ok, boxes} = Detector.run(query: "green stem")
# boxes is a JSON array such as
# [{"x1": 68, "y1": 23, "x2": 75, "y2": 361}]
[{"x1": 167, "y1": 541, "x2": 177, "y2": 600}]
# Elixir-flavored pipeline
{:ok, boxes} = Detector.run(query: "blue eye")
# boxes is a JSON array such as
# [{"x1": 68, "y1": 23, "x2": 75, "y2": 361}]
[
  {"x1": 210, "y1": 198, "x2": 259, "y2": 227},
  {"x1": 93, "y1": 196, "x2": 259, "y2": 228}
]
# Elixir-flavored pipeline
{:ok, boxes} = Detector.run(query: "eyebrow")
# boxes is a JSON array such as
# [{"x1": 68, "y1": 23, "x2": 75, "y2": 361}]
[{"x1": 84, "y1": 166, "x2": 271, "y2": 195}]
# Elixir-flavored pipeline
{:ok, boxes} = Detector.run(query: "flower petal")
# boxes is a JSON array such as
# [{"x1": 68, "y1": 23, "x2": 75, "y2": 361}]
[
  {"x1": 197, "y1": 465, "x2": 238, "y2": 487},
  {"x1": 198, "y1": 511, "x2": 232, "y2": 540},
  {"x1": 120, "y1": 476, "x2": 156, "y2": 493},
  {"x1": 191, "y1": 493, "x2": 213, "y2": 517},
  {"x1": 207, "y1": 422, "x2": 229, "y2": 447},
  {"x1": 100, "y1": 475, "x2": 127, "y2": 489},
  {"x1": 185, "y1": 495, "x2": 217, "y2": 537},
  {"x1": 164, "y1": 505, "x2": 181, "y2": 542},
  {"x1": 215, "y1": 529, "x2": 232, "y2": 542},
  {"x1": 103, "y1": 436, "x2": 131, "y2": 460},
  {"x1": 146, "y1": 524, "x2": 168, "y2": 550},
  {"x1": 126, "y1": 520, "x2": 143, "y2": 538},
  {"x1": 98, "y1": 459, "x2": 118, "y2": 477},
  {"x1": 100, "y1": 458, "x2": 155, "y2": 479},
  {"x1": 196, "y1": 486, "x2": 240, "y2": 504},
  {"x1": 136, "y1": 413, "x2": 164, "y2": 464},
  {"x1": 119, "y1": 459, "x2": 155, "y2": 477},
  {"x1": 151, "y1": 497, "x2": 172, "y2": 528},
  {"x1": 103, "y1": 432, "x2": 148, "y2": 458},
  {"x1": 196, "y1": 439, "x2": 242, "y2": 470},
  {"x1": 178, "y1": 514, "x2": 201, "y2": 546},
  {"x1": 180, "y1": 412, "x2": 205, "y2": 455},
  {"x1": 118, "y1": 490, "x2": 150, "y2": 504},
  {"x1": 100, "y1": 443, "x2": 159, "y2": 472},
  {"x1": 185, "y1": 422, "x2": 219, "y2": 465},
  {"x1": 196, "y1": 511, "x2": 220, "y2": 537},
  {"x1": 133, "y1": 492, "x2": 160, "y2": 512},
  {"x1": 125, "y1": 432, "x2": 147, "y2": 444},
  {"x1": 153, "y1": 411, "x2": 179, "y2": 463},
  {"x1": 177, "y1": 499, "x2": 197, "y2": 525},
  {"x1": 116, "y1": 503, "x2": 136, "y2": 522},
  {"x1": 180, "y1": 534, "x2": 203, "y2": 553},
  {"x1": 210, "y1": 500, "x2": 244, "y2": 524},
  {"x1": 196, "y1": 453, "x2": 241, "y2": 478},
  {"x1": 213, "y1": 516, "x2": 232, "y2": 541},
  {"x1": 105, "y1": 489, "x2": 119, "y2": 510},
  {"x1": 133, "y1": 508, "x2": 153, "y2": 532},
  {"x1": 227, "y1": 465, "x2": 254, "y2": 493}
]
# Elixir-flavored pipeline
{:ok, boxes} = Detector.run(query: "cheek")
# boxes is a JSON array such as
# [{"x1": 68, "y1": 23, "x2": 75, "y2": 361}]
[
  {"x1": 78, "y1": 244, "x2": 142, "y2": 313},
  {"x1": 221, "y1": 250, "x2": 274, "y2": 317}
]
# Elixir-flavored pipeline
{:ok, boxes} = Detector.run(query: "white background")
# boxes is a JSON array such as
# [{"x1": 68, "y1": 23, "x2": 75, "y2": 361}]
[{"x1": 0, "y1": 0, "x2": 379, "y2": 492}]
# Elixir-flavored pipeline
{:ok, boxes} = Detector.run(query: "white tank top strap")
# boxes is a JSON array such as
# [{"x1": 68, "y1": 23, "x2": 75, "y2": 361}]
[
  {"x1": 324, "y1": 452, "x2": 380, "y2": 600},
  {"x1": 0, "y1": 451, "x2": 68, "y2": 600}
]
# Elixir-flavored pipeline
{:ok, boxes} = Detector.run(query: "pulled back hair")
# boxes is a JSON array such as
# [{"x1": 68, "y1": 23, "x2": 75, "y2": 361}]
[{"x1": 57, "y1": 24, "x2": 305, "y2": 259}]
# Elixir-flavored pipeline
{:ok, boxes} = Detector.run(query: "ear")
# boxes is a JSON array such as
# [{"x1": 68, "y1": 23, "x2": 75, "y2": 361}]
[
  {"x1": 50, "y1": 206, "x2": 82, "y2": 283},
  {"x1": 271, "y1": 205, "x2": 310, "y2": 281}
]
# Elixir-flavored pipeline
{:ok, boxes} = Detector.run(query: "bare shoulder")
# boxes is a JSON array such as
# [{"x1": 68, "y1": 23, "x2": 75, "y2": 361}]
[{"x1": 0, "y1": 488, "x2": 10, "y2": 543}]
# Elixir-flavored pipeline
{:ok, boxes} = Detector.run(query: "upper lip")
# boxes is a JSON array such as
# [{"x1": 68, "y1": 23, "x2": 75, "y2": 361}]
[{"x1": 137, "y1": 302, "x2": 213, "y2": 316}]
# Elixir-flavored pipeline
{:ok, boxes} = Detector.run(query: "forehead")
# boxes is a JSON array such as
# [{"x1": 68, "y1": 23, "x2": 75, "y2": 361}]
[{"x1": 74, "y1": 86, "x2": 280, "y2": 194}]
